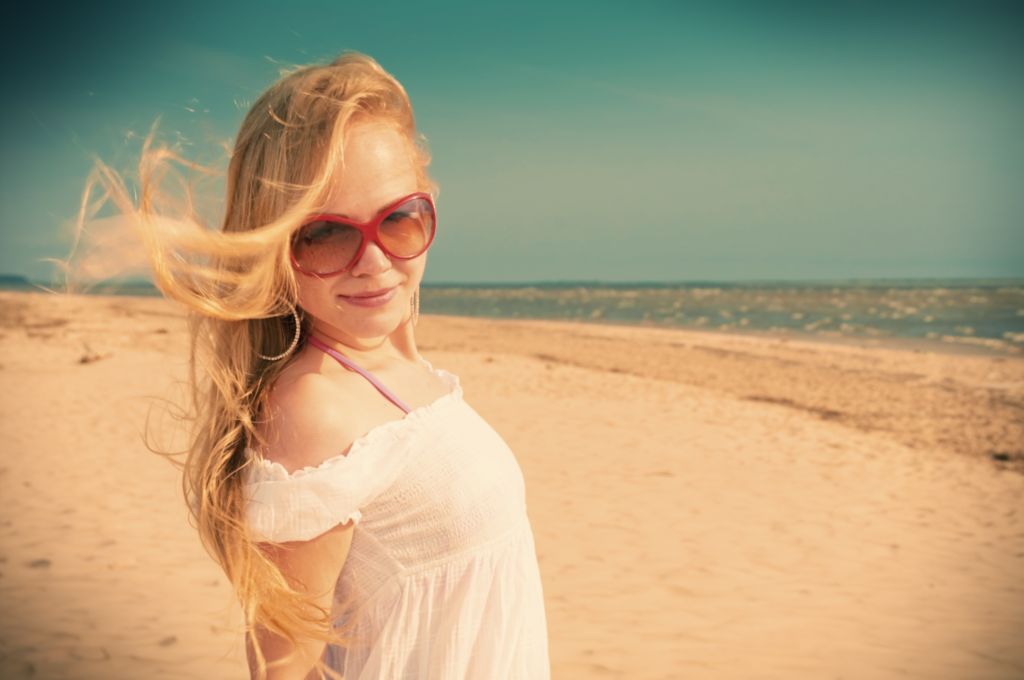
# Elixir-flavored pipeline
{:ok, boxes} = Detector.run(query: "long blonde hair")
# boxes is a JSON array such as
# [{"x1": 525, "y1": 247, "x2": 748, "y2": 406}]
[{"x1": 68, "y1": 52, "x2": 435, "y2": 679}]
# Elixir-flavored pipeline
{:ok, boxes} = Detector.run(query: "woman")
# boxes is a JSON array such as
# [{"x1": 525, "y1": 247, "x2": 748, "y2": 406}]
[{"x1": 93, "y1": 53, "x2": 550, "y2": 679}]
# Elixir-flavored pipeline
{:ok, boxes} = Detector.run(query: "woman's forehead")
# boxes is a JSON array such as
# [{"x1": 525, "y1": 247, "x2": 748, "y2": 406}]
[{"x1": 320, "y1": 122, "x2": 419, "y2": 219}]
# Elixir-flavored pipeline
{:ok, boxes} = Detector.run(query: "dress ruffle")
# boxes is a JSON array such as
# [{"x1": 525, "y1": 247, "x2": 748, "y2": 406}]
[{"x1": 243, "y1": 364, "x2": 462, "y2": 543}]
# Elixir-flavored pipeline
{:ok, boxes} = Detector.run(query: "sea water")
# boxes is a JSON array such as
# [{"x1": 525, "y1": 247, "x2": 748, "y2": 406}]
[
  {"x1": 420, "y1": 279, "x2": 1024, "y2": 356},
  {"x1": 5, "y1": 277, "x2": 1022, "y2": 356}
]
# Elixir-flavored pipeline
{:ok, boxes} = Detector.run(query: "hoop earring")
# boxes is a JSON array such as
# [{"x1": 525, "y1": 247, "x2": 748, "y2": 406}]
[
  {"x1": 410, "y1": 288, "x2": 420, "y2": 327},
  {"x1": 256, "y1": 306, "x2": 302, "y2": 361}
]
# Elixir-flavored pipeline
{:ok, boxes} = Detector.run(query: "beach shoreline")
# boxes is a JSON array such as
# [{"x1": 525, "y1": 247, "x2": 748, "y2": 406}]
[
  {"x1": 3, "y1": 285, "x2": 1020, "y2": 359},
  {"x1": 5, "y1": 290, "x2": 1023, "y2": 470},
  {"x1": 445, "y1": 311, "x2": 1023, "y2": 359}
]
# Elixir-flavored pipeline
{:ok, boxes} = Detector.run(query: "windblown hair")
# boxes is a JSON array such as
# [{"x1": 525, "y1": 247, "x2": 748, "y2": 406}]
[{"x1": 69, "y1": 52, "x2": 435, "y2": 679}]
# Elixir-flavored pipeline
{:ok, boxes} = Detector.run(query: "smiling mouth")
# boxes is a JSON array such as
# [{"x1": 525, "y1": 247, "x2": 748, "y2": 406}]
[{"x1": 343, "y1": 287, "x2": 395, "y2": 298}]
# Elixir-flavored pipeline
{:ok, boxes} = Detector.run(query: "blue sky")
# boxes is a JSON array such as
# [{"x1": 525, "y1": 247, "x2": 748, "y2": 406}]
[{"x1": 1, "y1": 1, "x2": 1022, "y2": 283}]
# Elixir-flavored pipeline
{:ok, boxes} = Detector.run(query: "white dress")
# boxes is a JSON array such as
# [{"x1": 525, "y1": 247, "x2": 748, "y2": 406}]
[{"x1": 243, "y1": 357, "x2": 551, "y2": 679}]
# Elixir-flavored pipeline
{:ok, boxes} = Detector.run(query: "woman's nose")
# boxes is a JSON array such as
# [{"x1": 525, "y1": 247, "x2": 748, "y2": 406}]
[{"x1": 349, "y1": 239, "x2": 392, "y2": 276}]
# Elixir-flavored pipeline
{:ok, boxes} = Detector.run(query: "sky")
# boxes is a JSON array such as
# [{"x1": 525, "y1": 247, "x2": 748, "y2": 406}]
[{"x1": 1, "y1": 0, "x2": 1022, "y2": 284}]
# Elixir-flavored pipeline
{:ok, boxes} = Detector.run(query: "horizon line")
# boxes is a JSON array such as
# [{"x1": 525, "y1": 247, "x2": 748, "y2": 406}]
[{"x1": 2, "y1": 273, "x2": 1023, "y2": 288}]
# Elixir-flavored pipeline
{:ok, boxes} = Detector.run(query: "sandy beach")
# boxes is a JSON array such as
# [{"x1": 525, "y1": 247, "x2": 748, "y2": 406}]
[{"x1": 1, "y1": 289, "x2": 1022, "y2": 680}]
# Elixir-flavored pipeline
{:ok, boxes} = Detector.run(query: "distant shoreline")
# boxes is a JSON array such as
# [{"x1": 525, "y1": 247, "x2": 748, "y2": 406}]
[{"x1": 2, "y1": 288, "x2": 1018, "y2": 360}]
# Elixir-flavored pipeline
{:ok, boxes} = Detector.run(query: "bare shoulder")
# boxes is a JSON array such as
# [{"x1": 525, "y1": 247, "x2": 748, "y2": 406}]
[{"x1": 258, "y1": 368, "x2": 369, "y2": 474}]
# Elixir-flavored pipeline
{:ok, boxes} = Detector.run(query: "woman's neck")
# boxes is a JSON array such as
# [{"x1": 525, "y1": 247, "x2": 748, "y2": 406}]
[{"x1": 309, "y1": 322, "x2": 419, "y2": 369}]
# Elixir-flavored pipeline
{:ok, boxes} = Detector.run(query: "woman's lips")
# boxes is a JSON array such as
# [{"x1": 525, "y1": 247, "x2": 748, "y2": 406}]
[{"x1": 337, "y1": 286, "x2": 397, "y2": 308}]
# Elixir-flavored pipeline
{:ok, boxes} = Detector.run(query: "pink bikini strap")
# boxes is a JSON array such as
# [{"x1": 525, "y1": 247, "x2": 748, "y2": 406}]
[{"x1": 306, "y1": 335, "x2": 413, "y2": 414}]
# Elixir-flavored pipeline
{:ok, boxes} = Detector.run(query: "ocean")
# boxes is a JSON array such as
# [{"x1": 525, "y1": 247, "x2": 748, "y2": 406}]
[
  {"x1": 418, "y1": 280, "x2": 1024, "y2": 356},
  {"x1": 5, "y1": 277, "x2": 1023, "y2": 356}
]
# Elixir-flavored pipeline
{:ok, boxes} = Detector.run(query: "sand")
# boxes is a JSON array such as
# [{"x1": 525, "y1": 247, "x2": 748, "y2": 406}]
[{"x1": 1, "y1": 290, "x2": 1022, "y2": 680}]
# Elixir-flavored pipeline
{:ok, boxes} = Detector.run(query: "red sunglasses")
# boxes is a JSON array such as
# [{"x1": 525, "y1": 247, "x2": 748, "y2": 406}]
[{"x1": 290, "y1": 192, "x2": 437, "y2": 277}]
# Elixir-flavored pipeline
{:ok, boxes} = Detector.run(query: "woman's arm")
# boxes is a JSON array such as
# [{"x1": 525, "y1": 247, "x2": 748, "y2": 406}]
[
  {"x1": 247, "y1": 516, "x2": 356, "y2": 680},
  {"x1": 247, "y1": 373, "x2": 368, "y2": 679}
]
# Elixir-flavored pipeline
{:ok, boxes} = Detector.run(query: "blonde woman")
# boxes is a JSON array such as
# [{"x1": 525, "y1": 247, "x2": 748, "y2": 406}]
[{"x1": 88, "y1": 53, "x2": 550, "y2": 679}]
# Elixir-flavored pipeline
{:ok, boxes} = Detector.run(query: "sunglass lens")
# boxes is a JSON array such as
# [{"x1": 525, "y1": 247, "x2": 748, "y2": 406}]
[
  {"x1": 292, "y1": 221, "x2": 362, "y2": 275},
  {"x1": 379, "y1": 197, "x2": 435, "y2": 258}
]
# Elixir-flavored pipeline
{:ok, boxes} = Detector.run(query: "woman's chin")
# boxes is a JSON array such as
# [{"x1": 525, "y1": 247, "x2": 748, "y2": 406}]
[{"x1": 329, "y1": 308, "x2": 408, "y2": 341}]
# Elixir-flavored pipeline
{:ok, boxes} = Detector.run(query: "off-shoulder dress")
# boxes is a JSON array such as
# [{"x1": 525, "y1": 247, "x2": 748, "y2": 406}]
[{"x1": 243, "y1": 338, "x2": 551, "y2": 679}]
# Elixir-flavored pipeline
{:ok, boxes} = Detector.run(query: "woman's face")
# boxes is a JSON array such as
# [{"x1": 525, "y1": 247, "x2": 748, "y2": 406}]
[{"x1": 294, "y1": 121, "x2": 428, "y2": 349}]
